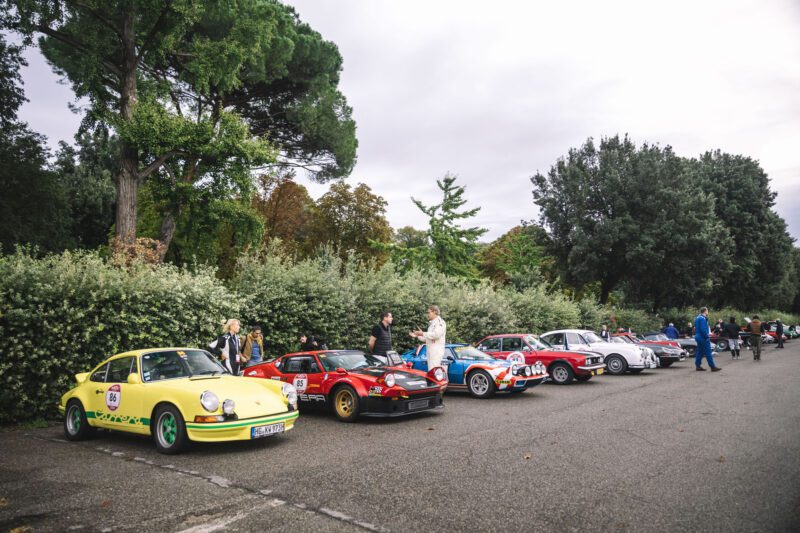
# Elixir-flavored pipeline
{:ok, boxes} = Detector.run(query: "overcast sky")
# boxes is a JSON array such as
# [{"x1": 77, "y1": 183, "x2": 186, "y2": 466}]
[{"x1": 15, "y1": 0, "x2": 800, "y2": 242}]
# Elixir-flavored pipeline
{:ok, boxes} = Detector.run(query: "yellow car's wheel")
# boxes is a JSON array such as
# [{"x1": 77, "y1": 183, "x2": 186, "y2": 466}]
[
  {"x1": 153, "y1": 404, "x2": 188, "y2": 454},
  {"x1": 64, "y1": 400, "x2": 95, "y2": 441},
  {"x1": 332, "y1": 385, "x2": 359, "y2": 423}
]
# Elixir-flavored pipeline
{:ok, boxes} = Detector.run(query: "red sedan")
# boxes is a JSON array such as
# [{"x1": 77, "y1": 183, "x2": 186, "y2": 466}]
[
  {"x1": 474, "y1": 334, "x2": 605, "y2": 385},
  {"x1": 244, "y1": 350, "x2": 447, "y2": 422}
]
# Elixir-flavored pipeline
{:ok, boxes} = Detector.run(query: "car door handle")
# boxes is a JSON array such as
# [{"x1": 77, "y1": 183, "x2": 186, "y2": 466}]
[{"x1": 95, "y1": 389, "x2": 104, "y2": 394}]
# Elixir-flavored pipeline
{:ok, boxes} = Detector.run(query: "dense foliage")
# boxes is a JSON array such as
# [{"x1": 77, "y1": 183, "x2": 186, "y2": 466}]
[
  {"x1": 2, "y1": 0, "x2": 356, "y2": 257},
  {"x1": 2, "y1": 246, "x2": 799, "y2": 424},
  {"x1": 532, "y1": 135, "x2": 797, "y2": 310},
  {"x1": 0, "y1": 251, "x2": 240, "y2": 423}
]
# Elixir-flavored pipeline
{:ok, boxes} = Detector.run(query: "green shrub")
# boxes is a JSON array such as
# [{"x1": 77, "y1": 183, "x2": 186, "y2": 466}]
[
  {"x1": 508, "y1": 287, "x2": 581, "y2": 333},
  {"x1": 601, "y1": 307, "x2": 663, "y2": 333},
  {"x1": 0, "y1": 250, "x2": 239, "y2": 423},
  {"x1": 11, "y1": 246, "x2": 793, "y2": 425}
]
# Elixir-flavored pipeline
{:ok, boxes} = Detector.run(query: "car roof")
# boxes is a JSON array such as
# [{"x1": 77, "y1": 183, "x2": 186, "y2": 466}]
[
  {"x1": 543, "y1": 329, "x2": 593, "y2": 334},
  {"x1": 481, "y1": 333, "x2": 536, "y2": 339},
  {"x1": 106, "y1": 347, "x2": 205, "y2": 359},
  {"x1": 282, "y1": 349, "x2": 364, "y2": 357}
]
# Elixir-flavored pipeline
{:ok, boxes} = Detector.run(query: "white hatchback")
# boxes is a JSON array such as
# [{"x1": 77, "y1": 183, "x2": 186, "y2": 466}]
[{"x1": 540, "y1": 329, "x2": 658, "y2": 375}]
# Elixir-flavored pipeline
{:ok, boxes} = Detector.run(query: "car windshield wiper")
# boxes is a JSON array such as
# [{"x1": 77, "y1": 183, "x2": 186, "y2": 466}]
[{"x1": 195, "y1": 369, "x2": 221, "y2": 376}]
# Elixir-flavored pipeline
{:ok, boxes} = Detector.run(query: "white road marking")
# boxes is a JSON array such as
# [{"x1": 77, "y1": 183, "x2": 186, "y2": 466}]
[{"x1": 33, "y1": 437, "x2": 390, "y2": 532}]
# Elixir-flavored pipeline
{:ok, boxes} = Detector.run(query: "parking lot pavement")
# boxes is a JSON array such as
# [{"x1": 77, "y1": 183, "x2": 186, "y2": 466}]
[{"x1": 1, "y1": 342, "x2": 799, "y2": 532}]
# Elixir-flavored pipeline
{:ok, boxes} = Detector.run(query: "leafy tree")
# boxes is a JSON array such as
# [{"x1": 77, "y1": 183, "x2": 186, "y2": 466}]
[
  {"x1": 252, "y1": 173, "x2": 315, "y2": 257},
  {"x1": 0, "y1": 34, "x2": 72, "y2": 252},
  {"x1": 410, "y1": 173, "x2": 488, "y2": 280},
  {"x1": 3, "y1": 0, "x2": 356, "y2": 259},
  {"x1": 688, "y1": 151, "x2": 796, "y2": 309},
  {"x1": 478, "y1": 224, "x2": 550, "y2": 289},
  {"x1": 792, "y1": 247, "x2": 800, "y2": 314},
  {"x1": 532, "y1": 135, "x2": 732, "y2": 307},
  {"x1": 393, "y1": 226, "x2": 428, "y2": 249},
  {"x1": 52, "y1": 129, "x2": 117, "y2": 248},
  {"x1": 307, "y1": 182, "x2": 392, "y2": 264}
]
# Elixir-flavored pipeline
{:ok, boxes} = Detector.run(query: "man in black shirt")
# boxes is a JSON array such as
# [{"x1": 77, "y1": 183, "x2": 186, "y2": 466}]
[
  {"x1": 723, "y1": 316, "x2": 742, "y2": 359},
  {"x1": 369, "y1": 311, "x2": 393, "y2": 356}
]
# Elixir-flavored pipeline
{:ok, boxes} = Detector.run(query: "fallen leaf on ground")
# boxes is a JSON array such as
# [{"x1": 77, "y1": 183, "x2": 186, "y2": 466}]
[
  {"x1": 718, "y1": 456, "x2": 726, "y2": 463},
  {"x1": 523, "y1": 454, "x2": 532, "y2": 460},
  {"x1": 678, "y1": 428, "x2": 685, "y2": 432},
  {"x1": 426, "y1": 426, "x2": 435, "y2": 431},
  {"x1": 0, "y1": 498, "x2": 8, "y2": 508},
  {"x1": 101, "y1": 499, "x2": 112, "y2": 508}
]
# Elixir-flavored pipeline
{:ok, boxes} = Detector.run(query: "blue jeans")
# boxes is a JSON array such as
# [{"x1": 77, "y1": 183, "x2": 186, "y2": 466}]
[{"x1": 694, "y1": 338, "x2": 715, "y2": 368}]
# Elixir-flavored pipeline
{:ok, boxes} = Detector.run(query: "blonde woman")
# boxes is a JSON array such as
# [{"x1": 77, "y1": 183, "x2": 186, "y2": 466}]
[{"x1": 209, "y1": 319, "x2": 243, "y2": 375}]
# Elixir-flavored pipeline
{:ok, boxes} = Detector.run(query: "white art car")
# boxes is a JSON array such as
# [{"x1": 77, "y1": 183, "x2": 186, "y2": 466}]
[{"x1": 540, "y1": 329, "x2": 658, "y2": 375}]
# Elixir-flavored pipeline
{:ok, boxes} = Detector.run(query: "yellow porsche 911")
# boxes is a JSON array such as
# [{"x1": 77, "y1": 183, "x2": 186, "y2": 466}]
[{"x1": 59, "y1": 348, "x2": 299, "y2": 454}]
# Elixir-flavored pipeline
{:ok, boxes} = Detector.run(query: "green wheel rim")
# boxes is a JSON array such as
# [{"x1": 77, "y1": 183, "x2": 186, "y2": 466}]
[
  {"x1": 67, "y1": 405, "x2": 81, "y2": 434},
  {"x1": 160, "y1": 413, "x2": 177, "y2": 445}
]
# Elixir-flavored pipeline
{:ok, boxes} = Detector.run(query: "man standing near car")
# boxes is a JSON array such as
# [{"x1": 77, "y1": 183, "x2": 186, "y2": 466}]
[
  {"x1": 663, "y1": 323, "x2": 680, "y2": 340},
  {"x1": 748, "y1": 316, "x2": 763, "y2": 361},
  {"x1": 600, "y1": 324, "x2": 611, "y2": 341},
  {"x1": 410, "y1": 305, "x2": 447, "y2": 370},
  {"x1": 776, "y1": 319, "x2": 785, "y2": 349},
  {"x1": 723, "y1": 317, "x2": 741, "y2": 359},
  {"x1": 694, "y1": 307, "x2": 720, "y2": 372},
  {"x1": 368, "y1": 311, "x2": 393, "y2": 356}
]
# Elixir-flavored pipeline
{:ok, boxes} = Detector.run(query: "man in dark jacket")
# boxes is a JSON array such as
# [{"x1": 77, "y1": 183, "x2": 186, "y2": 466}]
[
  {"x1": 748, "y1": 316, "x2": 764, "y2": 361},
  {"x1": 368, "y1": 311, "x2": 393, "y2": 356},
  {"x1": 723, "y1": 317, "x2": 741, "y2": 359},
  {"x1": 776, "y1": 319, "x2": 785, "y2": 349}
]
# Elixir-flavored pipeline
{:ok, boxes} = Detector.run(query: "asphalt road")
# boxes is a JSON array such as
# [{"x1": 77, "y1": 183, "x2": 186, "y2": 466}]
[{"x1": 2, "y1": 343, "x2": 799, "y2": 532}]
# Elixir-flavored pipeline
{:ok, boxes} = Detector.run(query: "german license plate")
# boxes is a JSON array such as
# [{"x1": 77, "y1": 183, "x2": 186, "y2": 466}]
[
  {"x1": 251, "y1": 422, "x2": 285, "y2": 439},
  {"x1": 408, "y1": 399, "x2": 429, "y2": 410},
  {"x1": 594, "y1": 368, "x2": 604, "y2": 375}
]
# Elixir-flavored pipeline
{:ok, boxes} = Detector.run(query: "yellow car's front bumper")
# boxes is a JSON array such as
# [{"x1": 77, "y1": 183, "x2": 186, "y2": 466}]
[{"x1": 185, "y1": 411, "x2": 299, "y2": 442}]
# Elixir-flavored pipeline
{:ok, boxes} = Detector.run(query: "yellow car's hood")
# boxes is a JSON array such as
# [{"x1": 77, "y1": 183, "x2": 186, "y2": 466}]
[{"x1": 146, "y1": 375, "x2": 288, "y2": 419}]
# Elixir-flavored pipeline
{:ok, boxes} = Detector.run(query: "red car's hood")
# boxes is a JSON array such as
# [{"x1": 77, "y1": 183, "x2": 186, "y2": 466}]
[{"x1": 349, "y1": 367, "x2": 439, "y2": 390}]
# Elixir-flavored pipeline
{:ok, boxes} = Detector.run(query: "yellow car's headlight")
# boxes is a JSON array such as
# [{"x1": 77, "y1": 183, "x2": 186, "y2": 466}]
[{"x1": 200, "y1": 390, "x2": 220, "y2": 412}]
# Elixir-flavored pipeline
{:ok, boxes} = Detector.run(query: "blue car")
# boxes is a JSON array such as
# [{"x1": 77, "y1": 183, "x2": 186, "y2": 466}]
[{"x1": 401, "y1": 344, "x2": 547, "y2": 398}]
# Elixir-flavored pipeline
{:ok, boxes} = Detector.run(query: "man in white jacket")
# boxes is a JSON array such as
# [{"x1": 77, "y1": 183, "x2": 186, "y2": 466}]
[{"x1": 411, "y1": 305, "x2": 447, "y2": 369}]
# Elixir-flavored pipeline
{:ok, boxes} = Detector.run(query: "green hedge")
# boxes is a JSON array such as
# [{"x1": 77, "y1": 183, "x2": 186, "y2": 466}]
[
  {"x1": 9, "y1": 248, "x2": 792, "y2": 424},
  {"x1": 0, "y1": 251, "x2": 240, "y2": 423}
]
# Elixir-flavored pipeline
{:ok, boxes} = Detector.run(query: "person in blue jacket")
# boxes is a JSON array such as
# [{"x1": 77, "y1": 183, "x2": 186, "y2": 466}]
[
  {"x1": 694, "y1": 307, "x2": 720, "y2": 371},
  {"x1": 662, "y1": 323, "x2": 680, "y2": 339}
]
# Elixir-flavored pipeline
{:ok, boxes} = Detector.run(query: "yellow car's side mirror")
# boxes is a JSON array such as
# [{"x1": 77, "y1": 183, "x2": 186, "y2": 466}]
[{"x1": 127, "y1": 373, "x2": 141, "y2": 385}]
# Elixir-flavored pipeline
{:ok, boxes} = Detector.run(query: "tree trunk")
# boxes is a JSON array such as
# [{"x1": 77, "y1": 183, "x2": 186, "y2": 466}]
[
  {"x1": 114, "y1": 8, "x2": 139, "y2": 245},
  {"x1": 157, "y1": 211, "x2": 179, "y2": 262},
  {"x1": 115, "y1": 164, "x2": 138, "y2": 244},
  {"x1": 600, "y1": 279, "x2": 611, "y2": 304}
]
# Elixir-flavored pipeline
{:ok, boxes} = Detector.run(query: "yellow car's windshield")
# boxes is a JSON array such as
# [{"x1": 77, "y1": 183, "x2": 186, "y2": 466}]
[{"x1": 141, "y1": 350, "x2": 226, "y2": 382}]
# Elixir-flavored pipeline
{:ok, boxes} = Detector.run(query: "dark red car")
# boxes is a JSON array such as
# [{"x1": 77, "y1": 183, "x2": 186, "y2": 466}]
[
  {"x1": 244, "y1": 350, "x2": 447, "y2": 422},
  {"x1": 613, "y1": 332, "x2": 681, "y2": 349},
  {"x1": 474, "y1": 334, "x2": 605, "y2": 385}
]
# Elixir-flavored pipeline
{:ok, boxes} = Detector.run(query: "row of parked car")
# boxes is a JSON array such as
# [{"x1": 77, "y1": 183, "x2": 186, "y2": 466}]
[{"x1": 58, "y1": 324, "x2": 714, "y2": 454}]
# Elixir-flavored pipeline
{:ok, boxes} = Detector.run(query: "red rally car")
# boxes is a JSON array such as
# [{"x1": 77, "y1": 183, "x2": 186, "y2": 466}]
[
  {"x1": 474, "y1": 334, "x2": 605, "y2": 385},
  {"x1": 244, "y1": 349, "x2": 447, "y2": 422}
]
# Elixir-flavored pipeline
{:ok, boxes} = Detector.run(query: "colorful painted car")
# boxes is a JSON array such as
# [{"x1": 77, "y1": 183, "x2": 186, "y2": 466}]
[
  {"x1": 244, "y1": 350, "x2": 447, "y2": 422},
  {"x1": 59, "y1": 348, "x2": 299, "y2": 454},
  {"x1": 474, "y1": 333, "x2": 605, "y2": 385},
  {"x1": 402, "y1": 344, "x2": 547, "y2": 398}
]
